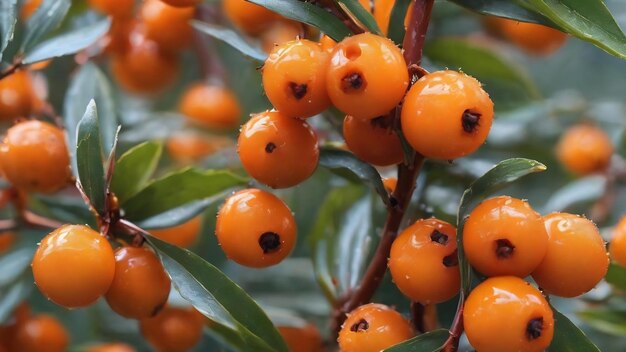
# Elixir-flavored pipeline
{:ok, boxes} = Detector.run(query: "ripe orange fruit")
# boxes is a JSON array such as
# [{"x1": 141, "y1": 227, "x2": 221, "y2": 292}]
[
  {"x1": 140, "y1": 306, "x2": 205, "y2": 352},
  {"x1": 556, "y1": 124, "x2": 613, "y2": 175},
  {"x1": 0, "y1": 120, "x2": 71, "y2": 193},
  {"x1": 278, "y1": 324, "x2": 323, "y2": 352},
  {"x1": 20, "y1": 0, "x2": 42, "y2": 20},
  {"x1": 486, "y1": 17, "x2": 567, "y2": 55},
  {"x1": 140, "y1": 0, "x2": 194, "y2": 52},
  {"x1": 0, "y1": 70, "x2": 35, "y2": 120},
  {"x1": 260, "y1": 20, "x2": 303, "y2": 54},
  {"x1": 343, "y1": 115, "x2": 404, "y2": 166},
  {"x1": 149, "y1": 216, "x2": 202, "y2": 248},
  {"x1": 222, "y1": 0, "x2": 280, "y2": 35},
  {"x1": 178, "y1": 83, "x2": 241, "y2": 130},
  {"x1": 610, "y1": 217, "x2": 626, "y2": 267},
  {"x1": 0, "y1": 232, "x2": 16, "y2": 253},
  {"x1": 167, "y1": 132, "x2": 233, "y2": 163},
  {"x1": 10, "y1": 314, "x2": 69, "y2": 352},
  {"x1": 319, "y1": 35, "x2": 336, "y2": 51},
  {"x1": 86, "y1": 343, "x2": 136, "y2": 352},
  {"x1": 32, "y1": 225, "x2": 115, "y2": 308},
  {"x1": 401, "y1": 70, "x2": 494, "y2": 160},
  {"x1": 382, "y1": 177, "x2": 397, "y2": 193},
  {"x1": 159, "y1": 0, "x2": 200, "y2": 7},
  {"x1": 216, "y1": 188, "x2": 296, "y2": 268},
  {"x1": 464, "y1": 276, "x2": 554, "y2": 352},
  {"x1": 88, "y1": 0, "x2": 134, "y2": 18}
]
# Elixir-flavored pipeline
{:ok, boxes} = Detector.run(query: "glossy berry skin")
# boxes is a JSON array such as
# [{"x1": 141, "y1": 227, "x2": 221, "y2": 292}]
[
  {"x1": 556, "y1": 124, "x2": 613, "y2": 175},
  {"x1": 343, "y1": 115, "x2": 403, "y2": 166},
  {"x1": 159, "y1": 0, "x2": 200, "y2": 7},
  {"x1": 105, "y1": 246, "x2": 171, "y2": 319},
  {"x1": 149, "y1": 216, "x2": 202, "y2": 248},
  {"x1": 238, "y1": 111, "x2": 319, "y2": 188},
  {"x1": 140, "y1": 306, "x2": 204, "y2": 352},
  {"x1": 463, "y1": 196, "x2": 548, "y2": 278},
  {"x1": 532, "y1": 212, "x2": 608, "y2": 298},
  {"x1": 140, "y1": 0, "x2": 194, "y2": 52},
  {"x1": 338, "y1": 303, "x2": 413, "y2": 352},
  {"x1": 178, "y1": 84, "x2": 241, "y2": 130},
  {"x1": 401, "y1": 70, "x2": 494, "y2": 160},
  {"x1": 263, "y1": 39, "x2": 331, "y2": 119},
  {"x1": 88, "y1": 0, "x2": 134, "y2": 18},
  {"x1": 32, "y1": 225, "x2": 115, "y2": 308},
  {"x1": 487, "y1": 18, "x2": 567, "y2": 56},
  {"x1": 278, "y1": 324, "x2": 323, "y2": 352},
  {"x1": 222, "y1": 0, "x2": 279, "y2": 35},
  {"x1": 326, "y1": 33, "x2": 408, "y2": 120},
  {"x1": 216, "y1": 189, "x2": 296, "y2": 268},
  {"x1": 0, "y1": 70, "x2": 34, "y2": 120},
  {"x1": 86, "y1": 343, "x2": 136, "y2": 352},
  {"x1": 389, "y1": 219, "x2": 460, "y2": 304},
  {"x1": 464, "y1": 276, "x2": 554, "y2": 352},
  {"x1": 610, "y1": 217, "x2": 626, "y2": 267},
  {"x1": 10, "y1": 314, "x2": 69, "y2": 352},
  {"x1": 0, "y1": 120, "x2": 71, "y2": 193}
]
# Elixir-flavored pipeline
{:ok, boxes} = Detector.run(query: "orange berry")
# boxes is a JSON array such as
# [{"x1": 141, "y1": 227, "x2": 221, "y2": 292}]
[
  {"x1": 389, "y1": 218, "x2": 460, "y2": 304},
  {"x1": 238, "y1": 111, "x2": 319, "y2": 188},
  {"x1": 102, "y1": 19, "x2": 136, "y2": 55},
  {"x1": 140, "y1": 306, "x2": 204, "y2": 352},
  {"x1": 382, "y1": 177, "x2": 397, "y2": 193},
  {"x1": 343, "y1": 115, "x2": 403, "y2": 166},
  {"x1": 149, "y1": 217, "x2": 202, "y2": 248},
  {"x1": 278, "y1": 324, "x2": 323, "y2": 352},
  {"x1": 556, "y1": 124, "x2": 613, "y2": 175},
  {"x1": 166, "y1": 132, "x2": 233, "y2": 163},
  {"x1": 178, "y1": 83, "x2": 241, "y2": 129},
  {"x1": 106, "y1": 246, "x2": 171, "y2": 319},
  {"x1": 464, "y1": 276, "x2": 554, "y2": 352},
  {"x1": 372, "y1": 0, "x2": 395, "y2": 35},
  {"x1": 486, "y1": 17, "x2": 567, "y2": 56},
  {"x1": 88, "y1": 0, "x2": 134, "y2": 18},
  {"x1": 140, "y1": 0, "x2": 194, "y2": 52},
  {"x1": 10, "y1": 314, "x2": 69, "y2": 352},
  {"x1": 532, "y1": 212, "x2": 608, "y2": 297},
  {"x1": 0, "y1": 70, "x2": 35, "y2": 120},
  {"x1": 0, "y1": 231, "x2": 16, "y2": 253},
  {"x1": 216, "y1": 189, "x2": 296, "y2": 268},
  {"x1": 86, "y1": 342, "x2": 136, "y2": 352},
  {"x1": 159, "y1": 0, "x2": 200, "y2": 7},
  {"x1": 222, "y1": 0, "x2": 280, "y2": 35},
  {"x1": 338, "y1": 303, "x2": 413, "y2": 352},
  {"x1": 20, "y1": 0, "x2": 42, "y2": 20},
  {"x1": 260, "y1": 20, "x2": 303, "y2": 54},
  {"x1": 262, "y1": 39, "x2": 331, "y2": 119},
  {"x1": 326, "y1": 33, "x2": 408, "y2": 120},
  {"x1": 0, "y1": 120, "x2": 71, "y2": 193},
  {"x1": 610, "y1": 217, "x2": 626, "y2": 267},
  {"x1": 463, "y1": 196, "x2": 548, "y2": 278},
  {"x1": 32, "y1": 225, "x2": 115, "y2": 308},
  {"x1": 401, "y1": 70, "x2": 494, "y2": 160},
  {"x1": 319, "y1": 35, "x2": 336, "y2": 51}
]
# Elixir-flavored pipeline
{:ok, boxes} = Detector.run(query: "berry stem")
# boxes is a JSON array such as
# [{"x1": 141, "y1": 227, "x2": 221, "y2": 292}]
[
  {"x1": 442, "y1": 301, "x2": 465, "y2": 352},
  {"x1": 0, "y1": 60, "x2": 23, "y2": 81},
  {"x1": 193, "y1": 5, "x2": 227, "y2": 82},
  {"x1": 402, "y1": 0, "x2": 435, "y2": 67}
]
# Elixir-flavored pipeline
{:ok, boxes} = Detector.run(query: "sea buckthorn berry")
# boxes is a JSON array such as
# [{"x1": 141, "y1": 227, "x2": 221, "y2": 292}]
[
  {"x1": 140, "y1": 0, "x2": 194, "y2": 52},
  {"x1": 178, "y1": 83, "x2": 242, "y2": 129},
  {"x1": 383, "y1": 177, "x2": 397, "y2": 193},
  {"x1": 338, "y1": 303, "x2": 413, "y2": 352},
  {"x1": 278, "y1": 324, "x2": 323, "y2": 352},
  {"x1": 102, "y1": 19, "x2": 135, "y2": 55},
  {"x1": 140, "y1": 306, "x2": 204, "y2": 352},
  {"x1": 0, "y1": 70, "x2": 35, "y2": 120},
  {"x1": 238, "y1": 111, "x2": 319, "y2": 188},
  {"x1": 167, "y1": 132, "x2": 233, "y2": 163},
  {"x1": 20, "y1": 0, "x2": 42, "y2": 20},
  {"x1": 0, "y1": 232, "x2": 16, "y2": 253},
  {"x1": 216, "y1": 189, "x2": 296, "y2": 268},
  {"x1": 464, "y1": 276, "x2": 554, "y2": 352},
  {"x1": 32, "y1": 225, "x2": 115, "y2": 308},
  {"x1": 222, "y1": 0, "x2": 280, "y2": 35},
  {"x1": 0, "y1": 120, "x2": 71, "y2": 193},
  {"x1": 610, "y1": 217, "x2": 626, "y2": 267},
  {"x1": 10, "y1": 314, "x2": 69, "y2": 352},
  {"x1": 486, "y1": 17, "x2": 567, "y2": 56},
  {"x1": 319, "y1": 35, "x2": 336, "y2": 51},
  {"x1": 149, "y1": 216, "x2": 202, "y2": 248},
  {"x1": 463, "y1": 196, "x2": 548, "y2": 278},
  {"x1": 260, "y1": 20, "x2": 303, "y2": 54},
  {"x1": 343, "y1": 115, "x2": 403, "y2": 166},
  {"x1": 105, "y1": 246, "x2": 171, "y2": 319},
  {"x1": 110, "y1": 34, "x2": 179, "y2": 94},
  {"x1": 86, "y1": 343, "x2": 136, "y2": 352},
  {"x1": 389, "y1": 218, "x2": 460, "y2": 304},
  {"x1": 556, "y1": 124, "x2": 613, "y2": 175},
  {"x1": 401, "y1": 70, "x2": 494, "y2": 160},
  {"x1": 159, "y1": 0, "x2": 200, "y2": 7},
  {"x1": 326, "y1": 33, "x2": 408, "y2": 120},
  {"x1": 262, "y1": 39, "x2": 331, "y2": 119},
  {"x1": 532, "y1": 212, "x2": 609, "y2": 297},
  {"x1": 88, "y1": 0, "x2": 134, "y2": 18}
]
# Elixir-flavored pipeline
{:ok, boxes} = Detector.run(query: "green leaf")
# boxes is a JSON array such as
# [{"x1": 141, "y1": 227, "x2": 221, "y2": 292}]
[
  {"x1": 388, "y1": 0, "x2": 411, "y2": 44},
  {"x1": 0, "y1": 274, "x2": 33, "y2": 323},
  {"x1": 606, "y1": 263, "x2": 626, "y2": 292},
  {"x1": 542, "y1": 175, "x2": 606, "y2": 213},
  {"x1": 110, "y1": 142, "x2": 163, "y2": 203},
  {"x1": 75, "y1": 100, "x2": 106, "y2": 215},
  {"x1": 138, "y1": 196, "x2": 222, "y2": 229},
  {"x1": 0, "y1": 247, "x2": 33, "y2": 287},
  {"x1": 383, "y1": 329, "x2": 449, "y2": 352},
  {"x1": 20, "y1": 0, "x2": 70, "y2": 52},
  {"x1": 191, "y1": 21, "x2": 268, "y2": 62},
  {"x1": 337, "y1": 0, "x2": 382, "y2": 34},
  {"x1": 0, "y1": 0, "x2": 17, "y2": 61},
  {"x1": 146, "y1": 235, "x2": 289, "y2": 352},
  {"x1": 549, "y1": 308, "x2": 601, "y2": 351},
  {"x1": 319, "y1": 148, "x2": 390, "y2": 207},
  {"x1": 0, "y1": 248, "x2": 34, "y2": 323},
  {"x1": 424, "y1": 38, "x2": 540, "y2": 110},
  {"x1": 32, "y1": 195, "x2": 96, "y2": 227},
  {"x1": 247, "y1": 0, "x2": 352, "y2": 41},
  {"x1": 456, "y1": 158, "x2": 546, "y2": 293},
  {"x1": 23, "y1": 18, "x2": 111, "y2": 65},
  {"x1": 447, "y1": 0, "x2": 551, "y2": 25},
  {"x1": 122, "y1": 169, "x2": 247, "y2": 221},
  {"x1": 578, "y1": 310, "x2": 626, "y2": 337}
]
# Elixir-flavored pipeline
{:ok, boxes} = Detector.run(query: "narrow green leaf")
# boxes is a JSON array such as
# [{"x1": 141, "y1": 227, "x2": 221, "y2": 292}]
[
  {"x1": 384, "y1": 329, "x2": 449, "y2": 352},
  {"x1": 247, "y1": 0, "x2": 352, "y2": 41},
  {"x1": 0, "y1": 247, "x2": 33, "y2": 287},
  {"x1": 23, "y1": 18, "x2": 111, "y2": 64},
  {"x1": 388, "y1": 0, "x2": 411, "y2": 44},
  {"x1": 138, "y1": 196, "x2": 223, "y2": 229},
  {"x1": 337, "y1": 0, "x2": 382, "y2": 34},
  {"x1": 20, "y1": 0, "x2": 70, "y2": 52},
  {"x1": 447, "y1": 0, "x2": 551, "y2": 25},
  {"x1": 542, "y1": 176, "x2": 606, "y2": 213},
  {"x1": 122, "y1": 169, "x2": 247, "y2": 220},
  {"x1": 110, "y1": 142, "x2": 163, "y2": 203},
  {"x1": 75, "y1": 100, "x2": 106, "y2": 215},
  {"x1": 0, "y1": 274, "x2": 33, "y2": 323},
  {"x1": 578, "y1": 310, "x2": 626, "y2": 337},
  {"x1": 549, "y1": 308, "x2": 601, "y2": 351},
  {"x1": 32, "y1": 195, "x2": 96, "y2": 227},
  {"x1": 605, "y1": 263, "x2": 626, "y2": 292},
  {"x1": 192, "y1": 21, "x2": 267, "y2": 62},
  {"x1": 0, "y1": 0, "x2": 17, "y2": 61}
]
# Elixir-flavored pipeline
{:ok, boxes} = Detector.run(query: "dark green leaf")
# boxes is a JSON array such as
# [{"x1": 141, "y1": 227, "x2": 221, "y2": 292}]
[
  {"x1": 447, "y1": 0, "x2": 551, "y2": 25},
  {"x1": 75, "y1": 100, "x2": 106, "y2": 215},
  {"x1": 138, "y1": 196, "x2": 222, "y2": 229},
  {"x1": 456, "y1": 158, "x2": 546, "y2": 293},
  {"x1": 247, "y1": 0, "x2": 352, "y2": 41},
  {"x1": 0, "y1": 247, "x2": 33, "y2": 287},
  {"x1": 337, "y1": 0, "x2": 382, "y2": 34},
  {"x1": 20, "y1": 0, "x2": 70, "y2": 52},
  {"x1": 388, "y1": 0, "x2": 411, "y2": 44},
  {"x1": 0, "y1": 274, "x2": 33, "y2": 323},
  {"x1": 578, "y1": 310, "x2": 626, "y2": 337},
  {"x1": 146, "y1": 235, "x2": 289, "y2": 352},
  {"x1": 319, "y1": 148, "x2": 390, "y2": 207},
  {"x1": 23, "y1": 18, "x2": 111, "y2": 64},
  {"x1": 542, "y1": 176, "x2": 606, "y2": 213},
  {"x1": 0, "y1": 0, "x2": 17, "y2": 61},
  {"x1": 110, "y1": 142, "x2": 163, "y2": 203},
  {"x1": 606, "y1": 263, "x2": 626, "y2": 292},
  {"x1": 122, "y1": 169, "x2": 247, "y2": 221},
  {"x1": 32, "y1": 195, "x2": 96, "y2": 226},
  {"x1": 191, "y1": 21, "x2": 267, "y2": 62},
  {"x1": 549, "y1": 308, "x2": 601, "y2": 351},
  {"x1": 384, "y1": 329, "x2": 449, "y2": 352},
  {"x1": 424, "y1": 38, "x2": 540, "y2": 110}
]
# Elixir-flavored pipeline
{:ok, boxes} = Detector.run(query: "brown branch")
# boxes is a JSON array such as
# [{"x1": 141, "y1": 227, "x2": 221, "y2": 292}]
[
  {"x1": 21, "y1": 211, "x2": 64, "y2": 229},
  {"x1": 411, "y1": 301, "x2": 426, "y2": 333},
  {"x1": 0, "y1": 60, "x2": 24, "y2": 81},
  {"x1": 194, "y1": 5, "x2": 227, "y2": 81},
  {"x1": 442, "y1": 300, "x2": 464, "y2": 352},
  {"x1": 0, "y1": 219, "x2": 17, "y2": 231},
  {"x1": 402, "y1": 0, "x2": 435, "y2": 67}
]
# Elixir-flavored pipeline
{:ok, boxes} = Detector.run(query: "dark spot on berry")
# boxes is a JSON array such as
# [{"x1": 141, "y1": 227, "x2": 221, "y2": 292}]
[
  {"x1": 350, "y1": 318, "x2": 369, "y2": 332},
  {"x1": 443, "y1": 250, "x2": 459, "y2": 267},
  {"x1": 265, "y1": 142, "x2": 276, "y2": 153},
  {"x1": 430, "y1": 230, "x2": 448, "y2": 245},
  {"x1": 526, "y1": 317, "x2": 544, "y2": 340},
  {"x1": 259, "y1": 232, "x2": 281, "y2": 254},
  {"x1": 151, "y1": 301, "x2": 166, "y2": 317},
  {"x1": 288, "y1": 82, "x2": 308, "y2": 100},
  {"x1": 462, "y1": 109, "x2": 481, "y2": 133},
  {"x1": 341, "y1": 72, "x2": 367, "y2": 93},
  {"x1": 495, "y1": 239, "x2": 515, "y2": 259}
]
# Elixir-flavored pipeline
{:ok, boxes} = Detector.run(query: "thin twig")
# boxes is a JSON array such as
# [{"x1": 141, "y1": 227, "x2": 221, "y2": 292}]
[
  {"x1": 442, "y1": 300, "x2": 464, "y2": 352},
  {"x1": 21, "y1": 210, "x2": 64, "y2": 229},
  {"x1": 0, "y1": 60, "x2": 24, "y2": 81},
  {"x1": 194, "y1": 5, "x2": 227, "y2": 82}
]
